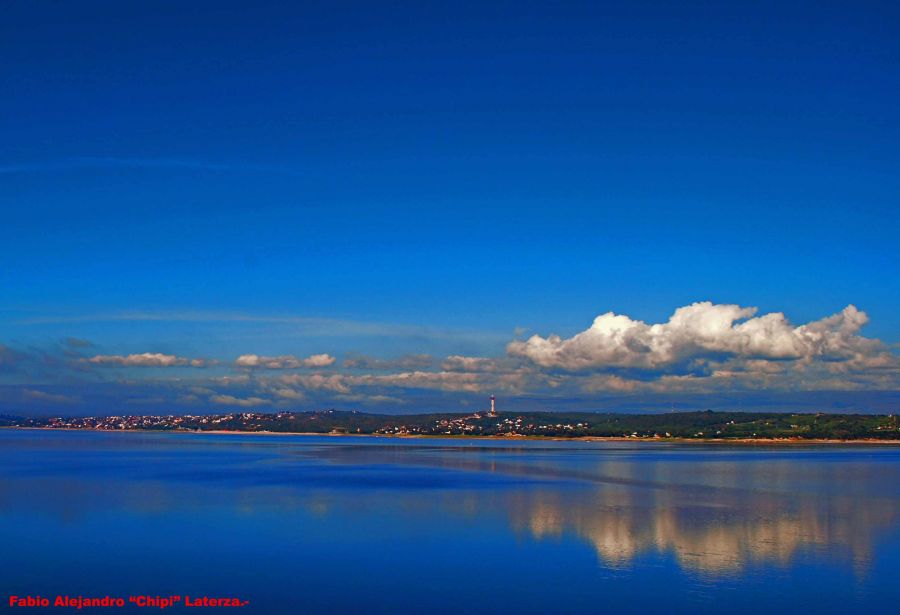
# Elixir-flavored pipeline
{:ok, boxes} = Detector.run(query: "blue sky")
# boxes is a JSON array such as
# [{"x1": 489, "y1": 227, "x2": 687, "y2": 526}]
[{"x1": 1, "y1": 1, "x2": 898, "y2": 415}]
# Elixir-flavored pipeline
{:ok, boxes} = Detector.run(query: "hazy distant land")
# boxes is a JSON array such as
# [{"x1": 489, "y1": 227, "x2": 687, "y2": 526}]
[{"x1": 2, "y1": 410, "x2": 899, "y2": 441}]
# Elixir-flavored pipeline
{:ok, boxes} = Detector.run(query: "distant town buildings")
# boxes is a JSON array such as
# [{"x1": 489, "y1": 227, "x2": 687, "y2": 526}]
[{"x1": 7, "y1": 406, "x2": 897, "y2": 440}]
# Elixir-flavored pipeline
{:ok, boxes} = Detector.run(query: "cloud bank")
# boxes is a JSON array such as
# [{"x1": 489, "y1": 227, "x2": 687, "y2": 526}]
[
  {"x1": 2, "y1": 301, "x2": 897, "y2": 415},
  {"x1": 35, "y1": 303, "x2": 900, "y2": 400}
]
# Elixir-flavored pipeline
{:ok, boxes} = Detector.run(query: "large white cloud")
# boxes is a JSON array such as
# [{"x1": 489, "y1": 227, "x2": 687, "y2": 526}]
[{"x1": 507, "y1": 302, "x2": 883, "y2": 370}]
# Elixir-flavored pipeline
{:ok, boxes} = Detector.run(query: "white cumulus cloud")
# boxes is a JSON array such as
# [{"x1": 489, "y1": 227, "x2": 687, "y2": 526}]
[{"x1": 507, "y1": 302, "x2": 883, "y2": 370}]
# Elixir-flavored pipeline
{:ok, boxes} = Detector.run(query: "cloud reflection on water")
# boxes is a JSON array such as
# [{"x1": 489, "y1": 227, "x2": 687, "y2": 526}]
[{"x1": 1, "y1": 433, "x2": 899, "y2": 579}]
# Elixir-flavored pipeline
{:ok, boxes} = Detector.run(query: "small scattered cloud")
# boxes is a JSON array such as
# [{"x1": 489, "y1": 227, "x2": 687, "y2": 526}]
[
  {"x1": 441, "y1": 355, "x2": 510, "y2": 372},
  {"x1": 343, "y1": 354, "x2": 433, "y2": 370},
  {"x1": 355, "y1": 371, "x2": 487, "y2": 393},
  {"x1": 302, "y1": 353, "x2": 337, "y2": 367},
  {"x1": 334, "y1": 393, "x2": 404, "y2": 405},
  {"x1": 279, "y1": 373, "x2": 351, "y2": 393},
  {"x1": 22, "y1": 388, "x2": 78, "y2": 404},
  {"x1": 279, "y1": 370, "x2": 506, "y2": 394},
  {"x1": 235, "y1": 353, "x2": 336, "y2": 369},
  {"x1": 209, "y1": 394, "x2": 272, "y2": 408},
  {"x1": 1, "y1": 341, "x2": 87, "y2": 378},
  {"x1": 272, "y1": 388, "x2": 306, "y2": 401},
  {"x1": 0, "y1": 344, "x2": 26, "y2": 371},
  {"x1": 84, "y1": 353, "x2": 209, "y2": 367}
]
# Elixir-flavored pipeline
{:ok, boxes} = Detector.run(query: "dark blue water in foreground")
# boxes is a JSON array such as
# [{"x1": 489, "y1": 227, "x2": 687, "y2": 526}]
[{"x1": 2, "y1": 430, "x2": 899, "y2": 614}]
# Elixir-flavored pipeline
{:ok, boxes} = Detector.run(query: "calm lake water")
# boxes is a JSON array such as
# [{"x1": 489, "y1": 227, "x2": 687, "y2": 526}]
[{"x1": 1, "y1": 430, "x2": 899, "y2": 614}]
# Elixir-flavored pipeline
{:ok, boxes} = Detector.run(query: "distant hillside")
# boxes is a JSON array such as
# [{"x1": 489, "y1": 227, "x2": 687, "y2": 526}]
[{"x1": 6, "y1": 409, "x2": 900, "y2": 440}]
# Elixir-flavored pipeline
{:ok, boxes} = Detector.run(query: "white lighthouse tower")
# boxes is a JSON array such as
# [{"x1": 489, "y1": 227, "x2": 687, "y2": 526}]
[{"x1": 489, "y1": 394, "x2": 497, "y2": 417}]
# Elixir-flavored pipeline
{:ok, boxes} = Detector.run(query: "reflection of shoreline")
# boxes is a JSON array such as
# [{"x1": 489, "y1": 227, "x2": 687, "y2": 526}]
[
  {"x1": 507, "y1": 487, "x2": 900, "y2": 575},
  {"x1": 5, "y1": 426, "x2": 900, "y2": 444},
  {"x1": 3, "y1": 430, "x2": 899, "y2": 580}
]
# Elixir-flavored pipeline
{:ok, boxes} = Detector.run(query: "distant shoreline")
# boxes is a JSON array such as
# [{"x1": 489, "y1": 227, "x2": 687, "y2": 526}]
[{"x1": 4, "y1": 426, "x2": 900, "y2": 445}]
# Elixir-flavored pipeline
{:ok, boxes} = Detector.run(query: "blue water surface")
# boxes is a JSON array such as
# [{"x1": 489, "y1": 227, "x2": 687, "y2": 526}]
[{"x1": 1, "y1": 430, "x2": 899, "y2": 613}]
